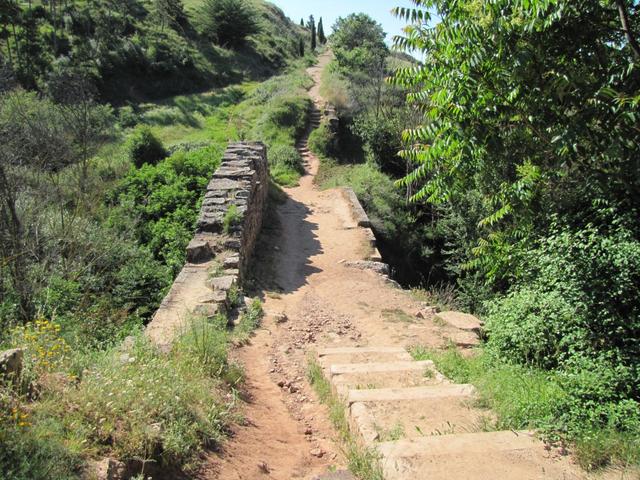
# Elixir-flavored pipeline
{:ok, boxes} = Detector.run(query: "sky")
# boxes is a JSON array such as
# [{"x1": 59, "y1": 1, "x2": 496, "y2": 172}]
[{"x1": 270, "y1": 0, "x2": 420, "y2": 47}]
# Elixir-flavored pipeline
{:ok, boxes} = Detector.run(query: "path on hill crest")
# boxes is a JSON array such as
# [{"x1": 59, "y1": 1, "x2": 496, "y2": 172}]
[{"x1": 203, "y1": 52, "x2": 597, "y2": 480}]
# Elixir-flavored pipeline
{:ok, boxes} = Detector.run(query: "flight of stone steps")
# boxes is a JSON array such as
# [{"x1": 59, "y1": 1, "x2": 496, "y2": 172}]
[
  {"x1": 296, "y1": 107, "x2": 322, "y2": 168},
  {"x1": 316, "y1": 346, "x2": 581, "y2": 480}
]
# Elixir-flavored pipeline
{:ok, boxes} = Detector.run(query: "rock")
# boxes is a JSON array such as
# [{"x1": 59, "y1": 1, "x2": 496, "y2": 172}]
[
  {"x1": 310, "y1": 448, "x2": 326, "y2": 458},
  {"x1": 196, "y1": 211, "x2": 225, "y2": 233},
  {"x1": 200, "y1": 290, "x2": 229, "y2": 304},
  {"x1": 187, "y1": 239, "x2": 214, "y2": 263},
  {"x1": 193, "y1": 303, "x2": 221, "y2": 318},
  {"x1": 257, "y1": 461, "x2": 270, "y2": 474},
  {"x1": 224, "y1": 238, "x2": 242, "y2": 250},
  {"x1": 208, "y1": 275, "x2": 237, "y2": 291},
  {"x1": 87, "y1": 457, "x2": 128, "y2": 480},
  {"x1": 344, "y1": 260, "x2": 390, "y2": 276},
  {"x1": 415, "y1": 310, "x2": 425, "y2": 319},
  {"x1": 271, "y1": 312, "x2": 288, "y2": 324},
  {"x1": 437, "y1": 311, "x2": 483, "y2": 334},
  {"x1": 120, "y1": 336, "x2": 135, "y2": 352},
  {"x1": 0, "y1": 348, "x2": 23, "y2": 382},
  {"x1": 223, "y1": 255, "x2": 240, "y2": 269}
]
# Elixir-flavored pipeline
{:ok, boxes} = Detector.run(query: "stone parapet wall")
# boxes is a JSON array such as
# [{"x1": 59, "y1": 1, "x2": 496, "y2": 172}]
[
  {"x1": 146, "y1": 142, "x2": 268, "y2": 348},
  {"x1": 193, "y1": 141, "x2": 269, "y2": 279}
]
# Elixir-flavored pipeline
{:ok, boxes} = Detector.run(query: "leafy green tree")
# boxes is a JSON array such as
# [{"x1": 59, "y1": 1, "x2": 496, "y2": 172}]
[
  {"x1": 308, "y1": 15, "x2": 316, "y2": 51},
  {"x1": 317, "y1": 17, "x2": 326, "y2": 44},
  {"x1": 392, "y1": 0, "x2": 640, "y2": 284},
  {"x1": 46, "y1": 69, "x2": 115, "y2": 192},
  {"x1": 331, "y1": 14, "x2": 389, "y2": 119},
  {"x1": 197, "y1": 0, "x2": 260, "y2": 48},
  {"x1": 331, "y1": 13, "x2": 387, "y2": 74}
]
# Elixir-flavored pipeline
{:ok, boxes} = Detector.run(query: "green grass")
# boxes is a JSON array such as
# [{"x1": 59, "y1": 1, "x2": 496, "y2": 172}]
[
  {"x1": 410, "y1": 345, "x2": 640, "y2": 472},
  {"x1": 234, "y1": 298, "x2": 264, "y2": 345},
  {"x1": 1, "y1": 317, "x2": 240, "y2": 478},
  {"x1": 307, "y1": 358, "x2": 384, "y2": 480}
]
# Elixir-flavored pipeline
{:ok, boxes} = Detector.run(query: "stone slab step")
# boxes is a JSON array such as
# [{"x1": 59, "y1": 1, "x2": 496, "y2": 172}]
[
  {"x1": 347, "y1": 384, "x2": 473, "y2": 404},
  {"x1": 437, "y1": 311, "x2": 483, "y2": 332},
  {"x1": 330, "y1": 360, "x2": 433, "y2": 376},
  {"x1": 331, "y1": 367, "x2": 449, "y2": 398},
  {"x1": 318, "y1": 346, "x2": 412, "y2": 365},
  {"x1": 350, "y1": 394, "x2": 491, "y2": 444},
  {"x1": 377, "y1": 431, "x2": 582, "y2": 480}
]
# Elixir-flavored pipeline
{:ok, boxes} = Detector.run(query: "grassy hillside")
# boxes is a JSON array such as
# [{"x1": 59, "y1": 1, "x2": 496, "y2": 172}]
[{"x1": 1, "y1": 0, "x2": 306, "y2": 103}]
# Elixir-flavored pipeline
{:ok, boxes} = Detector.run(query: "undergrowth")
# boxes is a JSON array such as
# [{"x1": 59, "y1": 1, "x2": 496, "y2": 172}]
[
  {"x1": 0, "y1": 316, "x2": 241, "y2": 479},
  {"x1": 410, "y1": 346, "x2": 640, "y2": 471}
]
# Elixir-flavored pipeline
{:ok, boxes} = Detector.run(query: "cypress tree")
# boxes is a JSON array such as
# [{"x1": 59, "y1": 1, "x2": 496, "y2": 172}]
[
  {"x1": 308, "y1": 15, "x2": 316, "y2": 51},
  {"x1": 317, "y1": 17, "x2": 326, "y2": 44},
  {"x1": 299, "y1": 38, "x2": 305, "y2": 57},
  {"x1": 300, "y1": 18, "x2": 304, "y2": 27}
]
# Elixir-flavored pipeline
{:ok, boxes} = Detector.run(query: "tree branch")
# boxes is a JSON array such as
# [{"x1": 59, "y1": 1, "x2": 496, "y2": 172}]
[{"x1": 616, "y1": 0, "x2": 640, "y2": 60}]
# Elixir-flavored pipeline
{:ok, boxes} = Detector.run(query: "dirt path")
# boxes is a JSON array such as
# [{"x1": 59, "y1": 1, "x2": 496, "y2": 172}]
[
  {"x1": 201, "y1": 50, "x2": 464, "y2": 480},
  {"x1": 203, "y1": 52, "x2": 602, "y2": 480}
]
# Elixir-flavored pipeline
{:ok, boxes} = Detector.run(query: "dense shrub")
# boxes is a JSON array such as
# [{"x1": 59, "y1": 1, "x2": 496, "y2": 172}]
[
  {"x1": 197, "y1": 0, "x2": 260, "y2": 47},
  {"x1": 485, "y1": 225, "x2": 640, "y2": 384},
  {"x1": 269, "y1": 145, "x2": 303, "y2": 173},
  {"x1": 482, "y1": 224, "x2": 640, "y2": 463},
  {"x1": 126, "y1": 126, "x2": 167, "y2": 167},
  {"x1": 268, "y1": 144, "x2": 303, "y2": 186},
  {"x1": 308, "y1": 122, "x2": 337, "y2": 157},
  {"x1": 484, "y1": 288, "x2": 583, "y2": 369},
  {"x1": 109, "y1": 145, "x2": 222, "y2": 273}
]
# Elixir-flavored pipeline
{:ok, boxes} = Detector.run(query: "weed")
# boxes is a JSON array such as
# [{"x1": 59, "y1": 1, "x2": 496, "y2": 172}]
[
  {"x1": 234, "y1": 298, "x2": 264, "y2": 344},
  {"x1": 223, "y1": 205, "x2": 243, "y2": 234},
  {"x1": 208, "y1": 260, "x2": 224, "y2": 278},
  {"x1": 307, "y1": 357, "x2": 384, "y2": 480},
  {"x1": 375, "y1": 422, "x2": 405, "y2": 442},
  {"x1": 410, "y1": 283, "x2": 459, "y2": 312}
]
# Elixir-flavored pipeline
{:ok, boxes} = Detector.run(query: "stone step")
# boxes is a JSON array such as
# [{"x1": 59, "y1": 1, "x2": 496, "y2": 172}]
[
  {"x1": 377, "y1": 431, "x2": 582, "y2": 480},
  {"x1": 330, "y1": 360, "x2": 433, "y2": 376},
  {"x1": 320, "y1": 346, "x2": 408, "y2": 355},
  {"x1": 349, "y1": 392, "x2": 490, "y2": 445},
  {"x1": 330, "y1": 361, "x2": 446, "y2": 396},
  {"x1": 318, "y1": 346, "x2": 412, "y2": 366},
  {"x1": 347, "y1": 384, "x2": 474, "y2": 404}
]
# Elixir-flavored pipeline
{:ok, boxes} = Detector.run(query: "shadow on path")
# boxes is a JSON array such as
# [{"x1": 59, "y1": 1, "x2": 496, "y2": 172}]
[{"x1": 247, "y1": 188, "x2": 322, "y2": 297}]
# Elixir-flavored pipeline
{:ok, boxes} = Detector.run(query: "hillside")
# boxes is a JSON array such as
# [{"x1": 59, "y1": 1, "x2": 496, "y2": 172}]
[{"x1": 0, "y1": 0, "x2": 305, "y2": 102}]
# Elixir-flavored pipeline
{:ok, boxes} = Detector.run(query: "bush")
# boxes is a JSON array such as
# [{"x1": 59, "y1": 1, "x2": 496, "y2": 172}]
[
  {"x1": 269, "y1": 144, "x2": 303, "y2": 186},
  {"x1": 197, "y1": 0, "x2": 260, "y2": 48},
  {"x1": 109, "y1": 145, "x2": 221, "y2": 274},
  {"x1": 484, "y1": 288, "x2": 585, "y2": 370},
  {"x1": 126, "y1": 126, "x2": 167, "y2": 168},
  {"x1": 35, "y1": 329, "x2": 234, "y2": 469},
  {"x1": 117, "y1": 105, "x2": 139, "y2": 128},
  {"x1": 308, "y1": 122, "x2": 337, "y2": 157}
]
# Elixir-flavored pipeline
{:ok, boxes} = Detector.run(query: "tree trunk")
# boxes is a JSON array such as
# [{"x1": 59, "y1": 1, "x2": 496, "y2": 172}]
[
  {"x1": 616, "y1": 0, "x2": 640, "y2": 59},
  {"x1": 0, "y1": 163, "x2": 32, "y2": 320}
]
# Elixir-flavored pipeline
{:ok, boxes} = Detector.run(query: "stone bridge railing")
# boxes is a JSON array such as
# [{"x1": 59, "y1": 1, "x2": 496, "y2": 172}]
[{"x1": 146, "y1": 142, "x2": 268, "y2": 349}]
